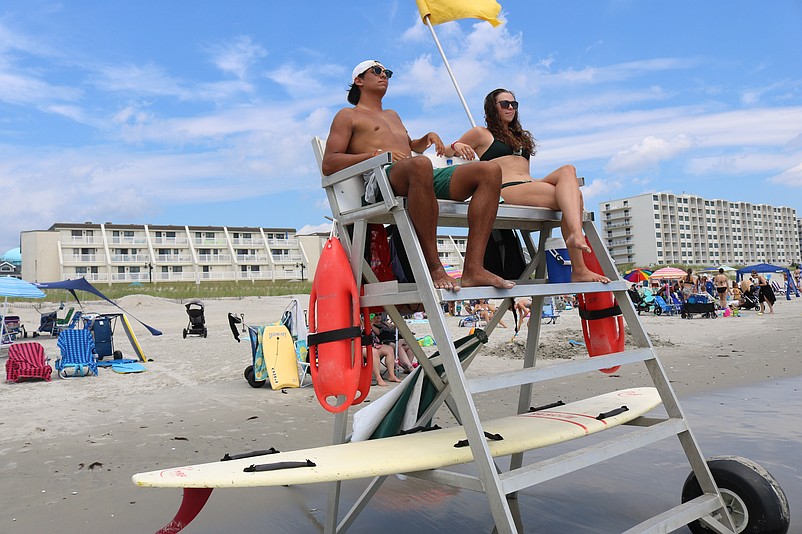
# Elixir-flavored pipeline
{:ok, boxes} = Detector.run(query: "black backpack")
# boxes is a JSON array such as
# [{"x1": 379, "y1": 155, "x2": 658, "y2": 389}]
[{"x1": 483, "y1": 229, "x2": 526, "y2": 280}]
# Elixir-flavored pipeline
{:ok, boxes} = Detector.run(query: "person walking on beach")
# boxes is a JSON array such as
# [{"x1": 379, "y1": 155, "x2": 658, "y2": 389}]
[
  {"x1": 443, "y1": 88, "x2": 609, "y2": 283},
  {"x1": 753, "y1": 270, "x2": 776, "y2": 315},
  {"x1": 322, "y1": 60, "x2": 514, "y2": 292},
  {"x1": 713, "y1": 268, "x2": 730, "y2": 309},
  {"x1": 681, "y1": 268, "x2": 696, "y2": 301}
]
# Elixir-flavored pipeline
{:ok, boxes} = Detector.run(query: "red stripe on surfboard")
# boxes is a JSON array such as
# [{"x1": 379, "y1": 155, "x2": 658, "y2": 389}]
[{"x1": 522, "y1": 411, "x2": 608, "y2": 433}]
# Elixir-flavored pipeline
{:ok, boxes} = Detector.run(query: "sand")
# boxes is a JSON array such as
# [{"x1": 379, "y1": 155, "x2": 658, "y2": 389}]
[{"x1": 1, "y1": 293, "x2": 801, "y2": 532}]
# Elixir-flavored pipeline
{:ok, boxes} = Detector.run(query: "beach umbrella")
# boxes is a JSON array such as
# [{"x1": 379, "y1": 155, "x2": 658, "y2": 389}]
[
  {"x1": 649, "y1": 267, "x2": 687, "y2": 280},
  {"x1": 623, "y1": 269, "x2": 651, "y2": 283},
  {"x1": 0, "y1": 276, "x2": 45, "y2": 343}
]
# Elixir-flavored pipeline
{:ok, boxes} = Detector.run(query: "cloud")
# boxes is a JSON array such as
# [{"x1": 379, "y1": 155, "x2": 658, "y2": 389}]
[
  {"x1": 605, "y1": 134, "x2": 695, "y2": 174},
  {"x1": 205, "y1": 36, "x2": 267, "y2": 80},
  {"x1": 582, "y1": 178, "x2": 622, "y2": 201},
  {"x1": 768, "y1": 163, "x2": 802, "y2": 187},
  {"x1": 297, "y1": 223, "x2": 331, "y2": 235}
]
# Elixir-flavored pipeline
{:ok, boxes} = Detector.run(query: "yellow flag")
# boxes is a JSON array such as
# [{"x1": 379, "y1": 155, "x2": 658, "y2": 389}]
[{"x1": 416, "y1": 0, "x2": 503, "y2": 27}]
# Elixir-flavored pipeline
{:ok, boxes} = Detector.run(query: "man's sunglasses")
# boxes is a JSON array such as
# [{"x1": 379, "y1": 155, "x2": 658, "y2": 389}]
[
  {"x1": 366, "y1": 66, "x2": 393, "y2": 79},
  {"x1": 496, "y1": 100, "x2": 519, "y2": 110}
]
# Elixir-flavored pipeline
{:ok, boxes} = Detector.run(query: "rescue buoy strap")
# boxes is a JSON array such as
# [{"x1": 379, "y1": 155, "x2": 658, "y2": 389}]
[
  {"x1": 578, "y1": 304, "x2": 621, "y2": 321},
  {"x1": 307, "y1": 326, "x2": 363, "y2": 347}
]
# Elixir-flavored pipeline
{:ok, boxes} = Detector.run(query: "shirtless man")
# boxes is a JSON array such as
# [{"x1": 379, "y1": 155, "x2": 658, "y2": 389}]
[
  {"x1": 713, "y1": 268, "x2": 730, "y2": 309},
  {"x1": 322, "y1": 60, "x2": 514, "y2": 291}
]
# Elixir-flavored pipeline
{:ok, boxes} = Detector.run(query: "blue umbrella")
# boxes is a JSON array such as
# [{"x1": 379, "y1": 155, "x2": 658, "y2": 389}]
[{"x1": 0, "y1": 276, "x2": 45, "y2": 343}]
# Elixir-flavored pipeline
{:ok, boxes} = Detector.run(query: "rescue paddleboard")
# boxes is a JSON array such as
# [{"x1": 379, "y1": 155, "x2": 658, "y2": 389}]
[{"x1": 133, "y1": 387, "x2": 661, "y2": 489}]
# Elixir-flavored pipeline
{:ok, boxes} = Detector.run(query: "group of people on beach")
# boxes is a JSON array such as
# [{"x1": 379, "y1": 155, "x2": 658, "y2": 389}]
[{"x1": 321, "y1": 59, "x2": 611, "y2": 292}]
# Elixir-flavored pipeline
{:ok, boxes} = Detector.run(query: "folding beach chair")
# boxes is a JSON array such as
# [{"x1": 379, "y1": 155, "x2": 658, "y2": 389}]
[
  {"x1": 6, "y1": 342, "x2": 52, "y2": 382},
  {"x1": 653, "y1": 295, "x2": 676, "y2": 316},
  {"x1": 540, "y1": 297, "x2": 562, "y2": 324},
  {"x1": 56, "y1": 329, "x2": 98, "y2": 378}
]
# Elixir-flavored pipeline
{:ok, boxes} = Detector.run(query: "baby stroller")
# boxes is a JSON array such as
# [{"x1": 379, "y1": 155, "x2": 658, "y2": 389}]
[
  {"x1": 738, "y1": 285, "x2": 760, "y2": 311},
  {"x1": 627, "y1": 287, "x2": 653, "y2": 315},
  {"x1": 183, "y1": 300, "x2": 207, "y2": 338},
  {"x1": 681, "y1": 293, "x2": 716, "y2": 319}
]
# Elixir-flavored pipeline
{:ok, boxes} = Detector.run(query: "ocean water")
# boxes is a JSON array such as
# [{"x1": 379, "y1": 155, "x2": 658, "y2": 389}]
[{"x1": 183, "y1": 376, "x2": 801, "y2": 533}]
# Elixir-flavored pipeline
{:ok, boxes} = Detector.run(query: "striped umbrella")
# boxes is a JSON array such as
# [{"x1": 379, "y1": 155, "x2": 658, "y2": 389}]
[
  {"x1": 623, "y1": 269, "x2": 651, "y2": 283},
  {"x1": 649, "y1": 267, "x2": 688, "y2": 280},
  {"x1": 443, "y1": 264, "x2": 463, "y2": 278}
]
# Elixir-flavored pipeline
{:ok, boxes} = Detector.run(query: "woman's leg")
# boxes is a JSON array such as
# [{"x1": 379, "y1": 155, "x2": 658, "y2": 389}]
[
  {"x1": 381, "y1": 345, "x2": 401, "y2": 382},
  {"x1": 500, "y1": 168, "x2": 609, "y2": 283}
]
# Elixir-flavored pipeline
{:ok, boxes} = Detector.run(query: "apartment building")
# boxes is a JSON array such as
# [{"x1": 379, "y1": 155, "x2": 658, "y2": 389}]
[
  {"x1": 21, "y1": 223, "x2": 317, "y2": 284},
  {"x1": 600, "y1": 193, "x2": 801, "y2": 266}
]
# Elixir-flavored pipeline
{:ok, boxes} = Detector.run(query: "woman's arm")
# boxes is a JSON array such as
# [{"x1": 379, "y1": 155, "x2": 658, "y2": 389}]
[{"x1": 444, "y1": 126, "x2": 493, "y2": 159}]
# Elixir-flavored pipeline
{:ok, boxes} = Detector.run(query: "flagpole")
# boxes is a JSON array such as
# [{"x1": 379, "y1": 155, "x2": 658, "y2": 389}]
[{"x1": 424, "y1": 15, "x2": 476, "y2": 128}]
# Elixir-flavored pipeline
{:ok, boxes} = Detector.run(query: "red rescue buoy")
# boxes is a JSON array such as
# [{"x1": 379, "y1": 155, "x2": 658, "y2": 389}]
[
  {"x1": 308, "y1": 236, "x2": 364, "y2": 412},
  {"x1": 577, "y1": 238, "x2": 624, "y2": 373}
]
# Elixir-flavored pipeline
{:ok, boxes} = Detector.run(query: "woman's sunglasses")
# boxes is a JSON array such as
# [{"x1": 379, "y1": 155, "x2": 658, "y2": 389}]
[
  {"x1": 367, "y1": 66, "x2": 393, "y2": 79},
  {"x1": 496, "y1": 100, "x2": 519, "y2": 110}
]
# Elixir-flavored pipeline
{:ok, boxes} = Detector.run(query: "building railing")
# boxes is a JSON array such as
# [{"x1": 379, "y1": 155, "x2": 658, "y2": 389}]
[
  {"x1": 110, "y1": 254, "x2": 152, "y2": 263},
  {"x1": 108, "y1": 237, "x2": 149, "y2": 245},
  {"x1": 236, "y1": 254, "x2": 270, "y2": 262},
  {"x1": 156, "y1": 254, "x2": 194, "y2": 262},
  {"x1": 197, "y1": 254, "x2": 232, "y2": 263},
  {"x1": 231, "y1": 238, "x2": 262, "y2": 246},
  {"x1": 64, "y1": 254, "x2": 100, "y2": 263},
  {"x1": 152, "y1": 237, "x2": 189, "y2": 245}
]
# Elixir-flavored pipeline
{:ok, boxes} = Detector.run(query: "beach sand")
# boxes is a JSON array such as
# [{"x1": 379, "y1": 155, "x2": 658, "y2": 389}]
[{"x1": 1, "y1": 293, "x2": 800, "y2": 532}]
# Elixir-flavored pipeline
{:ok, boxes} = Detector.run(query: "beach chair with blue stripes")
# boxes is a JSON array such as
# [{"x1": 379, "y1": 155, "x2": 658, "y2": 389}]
[{"x1": 56, "y1": 329, "x2": 98, "y2": 378}]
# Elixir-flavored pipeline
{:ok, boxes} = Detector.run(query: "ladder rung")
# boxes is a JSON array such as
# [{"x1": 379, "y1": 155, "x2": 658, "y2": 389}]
[
  {"x1": 620, "y1": 494, "x2": 729, "y2": 534},
  {"x1": 468, "y1": 348, "x2": 656, "y2": 394},
  {"x1": 436, "y1": 280, "x2": 629, "y2": 302},
  {"x1": 499, "y1": 418, "x2": 686, "y2": 494},
  {"x1": 405, "y1": 468, "x2": 484, "y2": 492}
]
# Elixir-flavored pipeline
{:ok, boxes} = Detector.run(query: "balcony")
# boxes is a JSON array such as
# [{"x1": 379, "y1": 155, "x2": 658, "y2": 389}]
[
  {"x1": 197, "y1": 254, "x2": 232, "y2": 263},
  {"x1": 110, "y1": 272, "x2": 151, "y2": 283},
  {"x1": 271, "y1": 254, "x2": 304, "y2": 263},
  {"x1": 193, "y1": 238, "x2": 229, "y2": 246},
  {"x1": 156, "y1": 254, "x2": 193, "y2": 263},
  {"x1": 62, "y1": 236, "x2": 103, "y2": 245},
  {"x1": 236, "y1": 254, "x2": 270, "y2": 263},
  {"x1": 231, "y1": 237, "x2": 263, "y2": 246},
  {"x1": 266, "y1": 238, "x2": 299, "y2": 247},
  {"x1": 109, "y1": 236, "x2": 148, "y2": 245},
  {"x1": 64, "y1": 254, "x2": 101, "y2": 263},
  {"x1": 110, "y1": 254, "x2": 151, "y2": 263},
  {"x1": 152, "y1": 236, "x2": 189, "y2": 245}
]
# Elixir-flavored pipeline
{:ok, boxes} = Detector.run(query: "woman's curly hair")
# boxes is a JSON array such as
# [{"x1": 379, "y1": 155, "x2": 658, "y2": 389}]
[{"x1": 483, "y1": 88, "x2": 536, "y2": 156}]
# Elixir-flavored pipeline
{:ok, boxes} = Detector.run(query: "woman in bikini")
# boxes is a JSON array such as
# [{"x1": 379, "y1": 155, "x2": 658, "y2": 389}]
[{"x1": 445, "y1": 88, "x2": 609, "y2": 283}]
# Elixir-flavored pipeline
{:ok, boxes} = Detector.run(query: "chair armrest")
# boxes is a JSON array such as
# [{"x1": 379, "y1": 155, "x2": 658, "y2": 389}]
[{"x1": 320, "y1": 152, "x2": 392, "y2": 187}]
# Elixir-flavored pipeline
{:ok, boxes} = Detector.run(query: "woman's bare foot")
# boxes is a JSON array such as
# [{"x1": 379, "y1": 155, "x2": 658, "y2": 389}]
[
  {"x1": 565, "y1": 233, "x2": 592, "y2": 253},
  {"x1": 430, "y1": 266, "x2": 460, "y2": 291},
  {"x1": 387, "y1": 376, "x2": 402, "y2": 383},
  {"x1": 571, "y1": 268, "x2": 610, "y2": 283},
  {"x1": 376, "y1": 379, "x2": 388, "y2": 387},
  {"x1": 461, "y1": 267, "x2": 516, "y2": 289}
]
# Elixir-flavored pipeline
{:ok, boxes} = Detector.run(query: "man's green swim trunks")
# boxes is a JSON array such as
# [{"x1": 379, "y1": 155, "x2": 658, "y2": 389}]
[{"x1": 385, "y1": 162, "x2": 458, "y2": 200}]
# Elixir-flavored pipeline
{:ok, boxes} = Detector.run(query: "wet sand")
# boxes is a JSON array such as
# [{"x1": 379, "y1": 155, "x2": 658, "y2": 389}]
[{"x1": 1, "y1": 294, "x2": 800, "y2": 532}]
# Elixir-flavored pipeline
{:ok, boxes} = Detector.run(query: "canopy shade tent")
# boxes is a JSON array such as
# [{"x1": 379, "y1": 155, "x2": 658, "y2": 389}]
[
  {"x1": 35, "y1": 277, "x2": 162, "y2": 335},
  {"x1": 735, "y1": 263, "x2": 799, "y2": 298},
  {"x1": 1, "y1": 276, "x2": 46, "y2": 343}
]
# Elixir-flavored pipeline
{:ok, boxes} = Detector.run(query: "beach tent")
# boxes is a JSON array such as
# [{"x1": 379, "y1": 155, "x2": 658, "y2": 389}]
[
  {"x1": 735, "y1": 263, "x2": 800, "y2": 299},
  {"x1": 700, "y1": 264, "x2": 736, "y2": 273},
  {"x1": 35, "y1": 277, "x2": 163, "y2": 335},
  {"x1": 1, "y1": 276, "x2": 45, "y2": 344}
]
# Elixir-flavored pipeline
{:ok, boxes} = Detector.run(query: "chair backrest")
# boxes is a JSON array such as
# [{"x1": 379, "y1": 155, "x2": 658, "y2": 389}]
[
  {"x1": 312, "y1": 137, "x2": 367, "y2": 214},
  {"x1": 57, "y1": 329, "x2": 96, "y2": 364},
  {"x1": 8, "y1": 342, "x2": 46, "y2": 365}
]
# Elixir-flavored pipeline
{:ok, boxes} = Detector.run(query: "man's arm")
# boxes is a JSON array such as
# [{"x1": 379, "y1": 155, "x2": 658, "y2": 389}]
[
  {"x1": 322, "y1": 109, "x2": 375, "y2": 175},
  {"x1": 409, "y1": 131, "x2": 445, "y2": 156}
]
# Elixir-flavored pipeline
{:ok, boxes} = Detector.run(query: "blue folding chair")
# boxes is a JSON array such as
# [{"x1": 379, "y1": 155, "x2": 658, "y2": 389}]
[
  {"x1": 56, "y1": 329, "x2": 98, "y2": 378},
  {"x1": 541, "y1": 298, "x2": 562, "y2": 325}
]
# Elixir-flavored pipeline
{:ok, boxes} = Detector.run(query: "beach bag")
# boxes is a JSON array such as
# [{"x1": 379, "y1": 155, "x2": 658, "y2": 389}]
[
  {"x1": 364, "y1": 224, "x2": 395, "y2": 282},
  {"x1": 387, "y1": 225, "x2": 416, "y2": 283},
  {"x1": 483, "y1": 229, "x2": 526, "y2": 280}
]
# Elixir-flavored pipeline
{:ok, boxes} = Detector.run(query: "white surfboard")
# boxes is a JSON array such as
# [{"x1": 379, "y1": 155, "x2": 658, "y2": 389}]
[{"x1": 133, "y1": 387, "x2": 661, "y2": 489}]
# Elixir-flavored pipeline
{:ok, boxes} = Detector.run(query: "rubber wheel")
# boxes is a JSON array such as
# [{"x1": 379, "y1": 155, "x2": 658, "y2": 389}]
[
  {"x1": 203, "y1": 329, "x2": 207, "y2": 338},
  {"x1": 113, "y1": 350, "x2": 123, "y2": 360},
  {"x1": 654, "y1": 307, "x2": 662, "y2": 316},
  {"x1": 182, "y1": 328, "x2": 187, "y2": 339},
  {"x1": 681, "y1": 456, "x2": 789, "y2": 534},
  {"x1": 244, "y1": 365, "x2": 265, "y2": 388}
]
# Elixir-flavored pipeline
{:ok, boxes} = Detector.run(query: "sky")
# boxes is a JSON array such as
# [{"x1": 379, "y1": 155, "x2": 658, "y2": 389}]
[{"x1": 2, "y1": 1, "x2": 802, "y2": 255}]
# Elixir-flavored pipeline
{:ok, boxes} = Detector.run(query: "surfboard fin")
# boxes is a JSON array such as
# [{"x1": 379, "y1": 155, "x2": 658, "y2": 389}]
[{"x1": 156, "y1": 487, "x2": 213, "y2": 534}]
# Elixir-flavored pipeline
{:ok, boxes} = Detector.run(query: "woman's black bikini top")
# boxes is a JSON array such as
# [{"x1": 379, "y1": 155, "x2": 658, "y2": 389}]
[{"x1": 479, "y1": 137, "x2": 531, "y2": 162}]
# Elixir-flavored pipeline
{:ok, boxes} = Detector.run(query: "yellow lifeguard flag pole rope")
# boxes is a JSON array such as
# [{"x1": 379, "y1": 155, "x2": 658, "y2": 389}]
[{"x1": 415, "y1": 0, "x2": 504, "y2": 127}]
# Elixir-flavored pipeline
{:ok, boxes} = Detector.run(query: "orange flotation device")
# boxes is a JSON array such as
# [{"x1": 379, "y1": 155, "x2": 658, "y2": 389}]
[
  {"x1": 308, "y1": 236, "x2": 371, "y2": 412},
  {"x1": 577, "y1": 238, "x2": 624, "y2": 373}
]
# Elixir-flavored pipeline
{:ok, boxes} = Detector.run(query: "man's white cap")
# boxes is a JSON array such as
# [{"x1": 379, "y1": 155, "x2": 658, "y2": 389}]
[{"x1": 352, "y1": 60, "x2": 384, "y2": 81}]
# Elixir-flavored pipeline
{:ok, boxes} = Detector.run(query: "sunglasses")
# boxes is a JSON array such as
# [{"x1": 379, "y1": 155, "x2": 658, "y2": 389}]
[
  {"x1": 366, "y1": 66, "x2": 393, "y2": 79},
  {"x1": 496, "y1": 100, "x2": 519, "y2": 110}
]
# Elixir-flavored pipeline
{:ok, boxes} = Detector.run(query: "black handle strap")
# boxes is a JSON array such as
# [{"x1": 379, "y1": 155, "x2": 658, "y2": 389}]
[
  {"x1": 578, "y1": 304, "x2": 621, "y2": 321},
  {"x1": 454, "y1": 431, "x2": 504, "y2": 448},
  {"x1": 307, "y1": 326, "x2": 362, "y2": 347},
  {"x1": 221, "y1": 448, "x2": 279, "y2": 461},
  {"x1": 244, "y1": 459, "x2": 316, "y2": 472},
  {"x1": 596, "y1": 406, "x2": 629, "y2": 420},
  {"x1": 529, "y1": 400, "x2": 565, "y2": 412}
]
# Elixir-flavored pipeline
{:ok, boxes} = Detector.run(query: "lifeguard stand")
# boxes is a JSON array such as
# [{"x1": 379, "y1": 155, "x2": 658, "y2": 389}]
[{"x1": 312, "y1": 137, "x2": 781, "y2": 534}]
